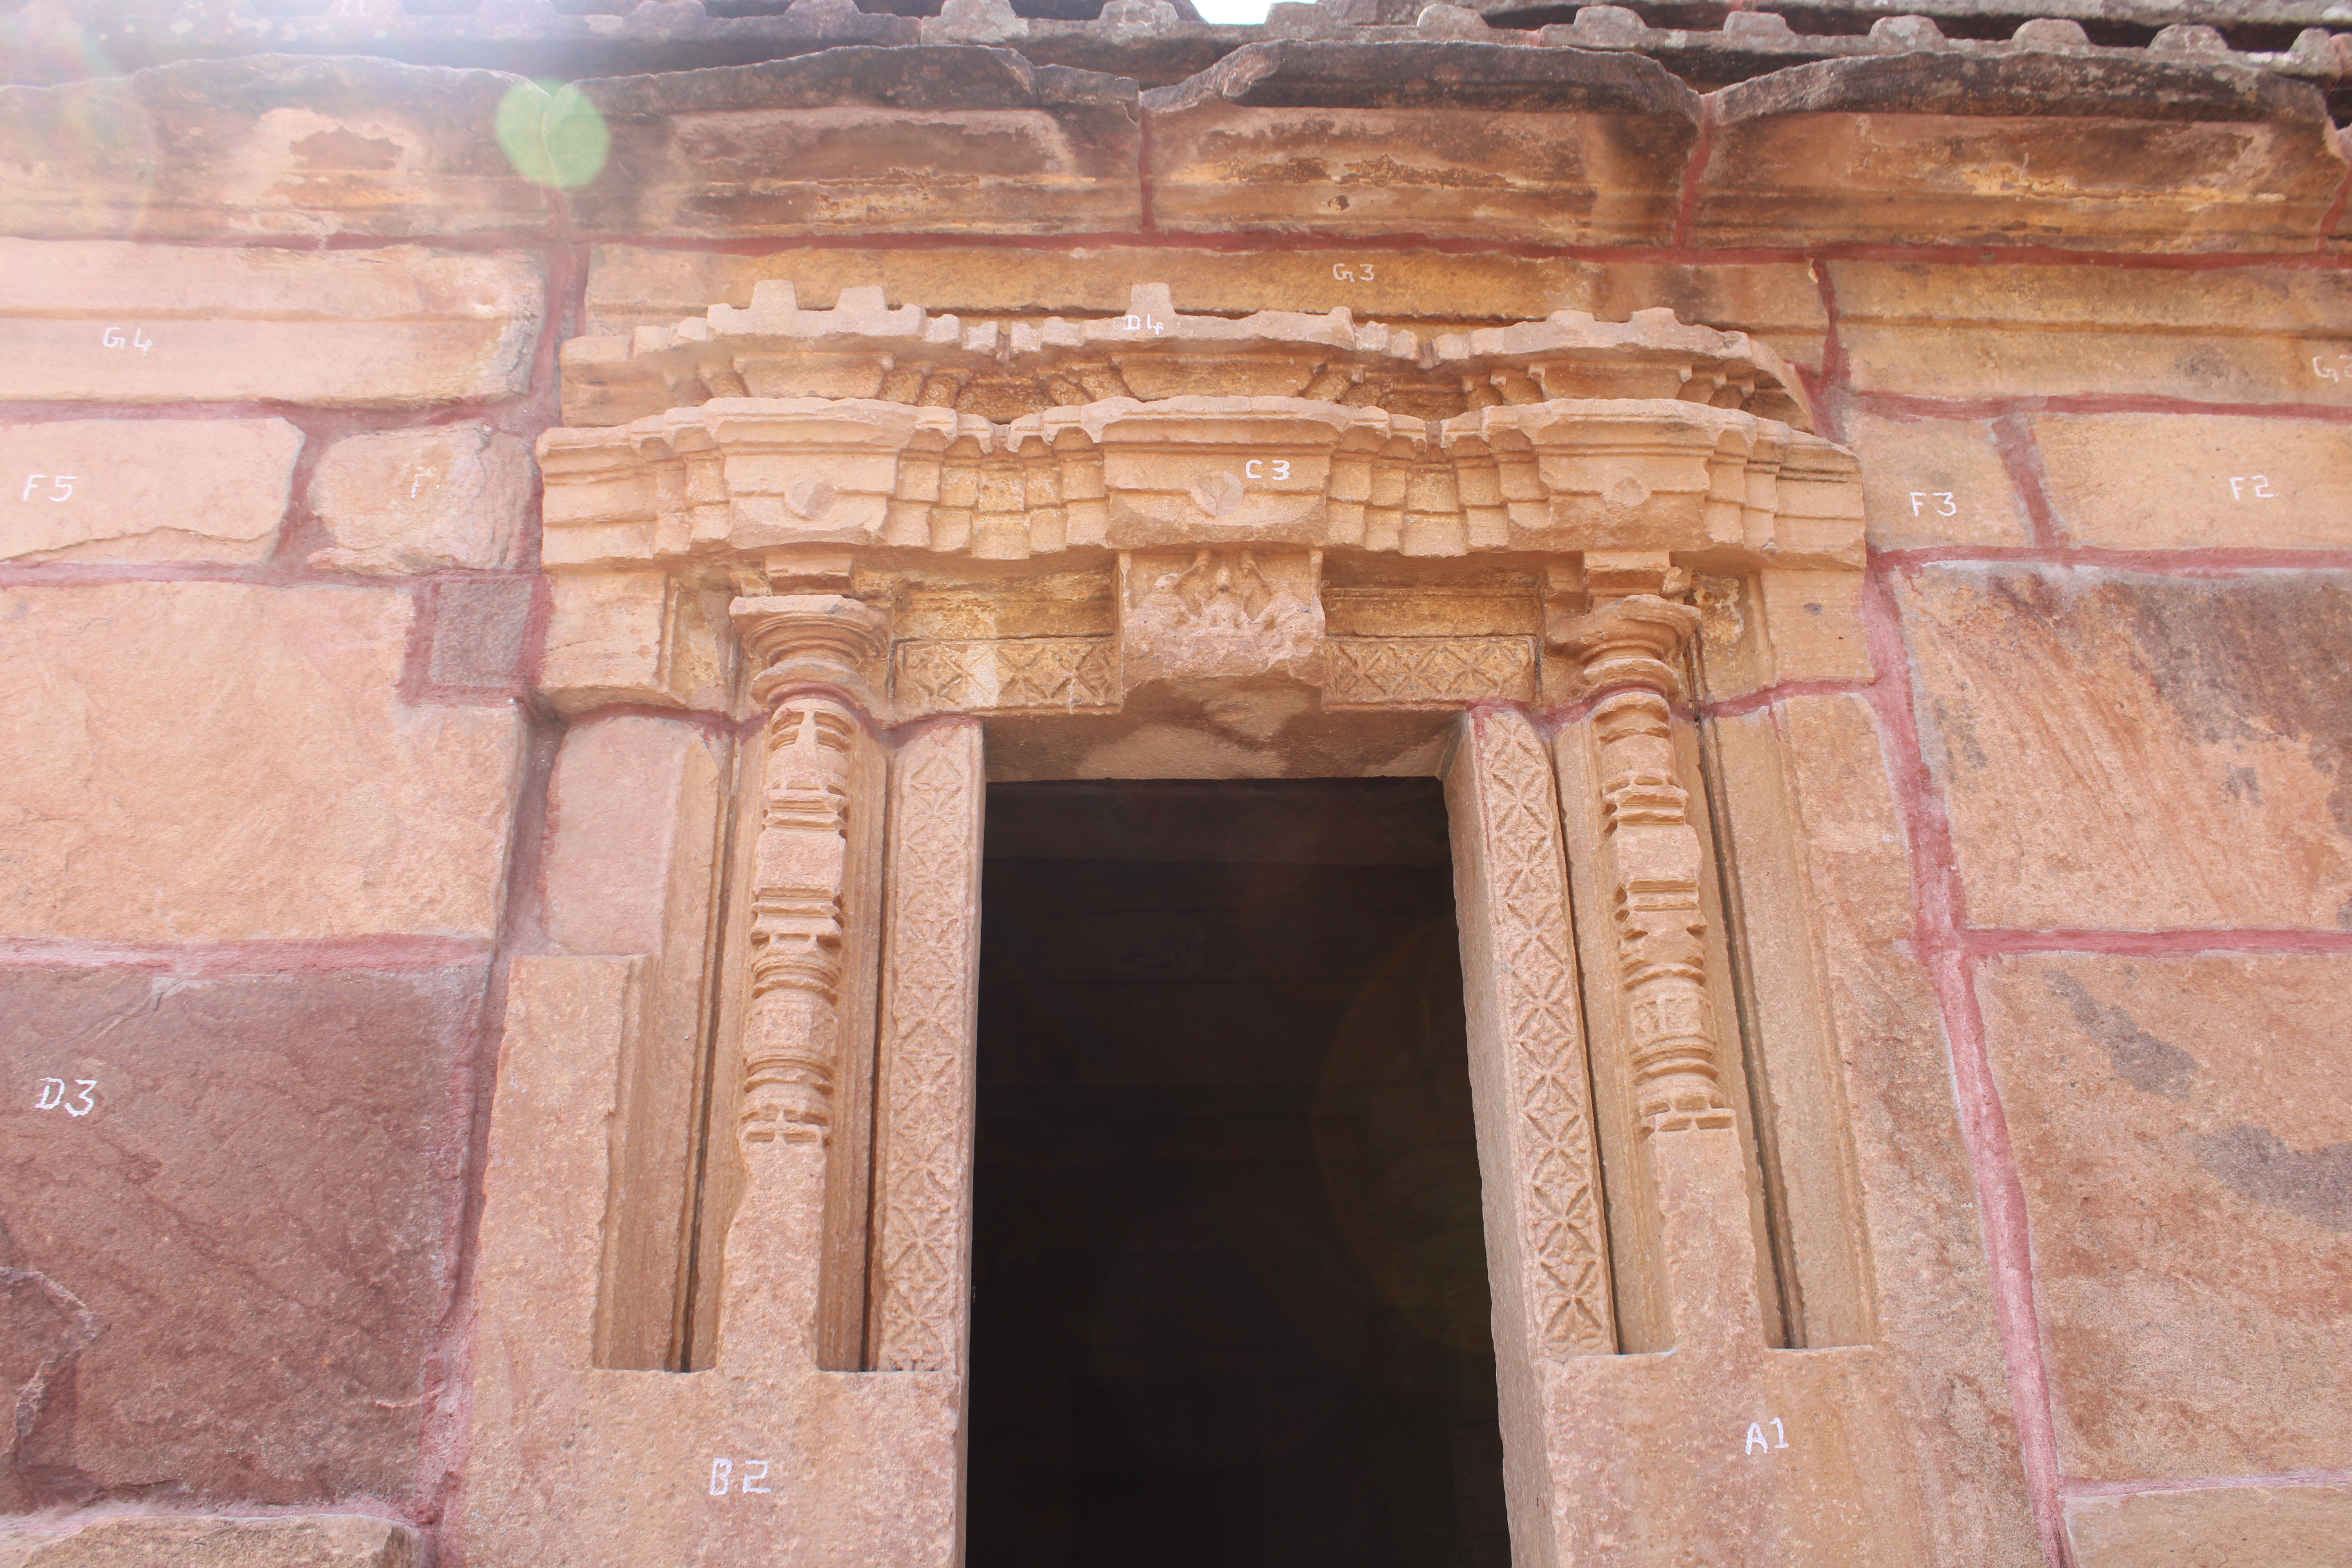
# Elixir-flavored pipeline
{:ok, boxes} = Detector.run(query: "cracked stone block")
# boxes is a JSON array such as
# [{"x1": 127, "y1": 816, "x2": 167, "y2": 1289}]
[{"x1": 0, "y1": 419, "x2": 301, "y2": 566}]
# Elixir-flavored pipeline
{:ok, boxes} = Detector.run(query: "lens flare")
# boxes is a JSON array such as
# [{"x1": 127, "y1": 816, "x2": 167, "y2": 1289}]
[{"x1": 495, "y1": 79, "x2": 608, "y2": 191}]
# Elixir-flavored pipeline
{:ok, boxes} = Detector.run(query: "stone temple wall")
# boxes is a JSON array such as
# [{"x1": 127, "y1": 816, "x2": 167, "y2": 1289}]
[{"x1": 1, "y1": 4, "x2": 2348, "y2": 1566}]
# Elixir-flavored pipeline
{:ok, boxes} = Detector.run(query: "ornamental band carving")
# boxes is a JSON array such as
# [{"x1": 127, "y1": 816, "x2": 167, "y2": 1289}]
[
  {"x1": 1451, "y1": 707, "x2": 1618, "y2": 1360},
  {"x1": 870, "y1": 720, "x2": 986, "y2": 1374}
]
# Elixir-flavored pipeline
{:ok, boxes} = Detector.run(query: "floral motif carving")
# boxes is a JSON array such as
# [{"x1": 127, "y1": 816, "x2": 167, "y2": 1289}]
[{"x1": 870, "y1": 721, "x2": 985, "y2": 1373}]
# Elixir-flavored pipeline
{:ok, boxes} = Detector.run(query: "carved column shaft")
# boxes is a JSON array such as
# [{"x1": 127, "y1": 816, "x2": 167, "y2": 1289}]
[
  {"x1": 721, "y1": 592, "x2": 889, "y2": 1370},
  {"x1": 741, "y1": 696, "x2": 860, "y2": 1144},
  {"x1": 1555, "y1": 595, "x2": 1731, "y2": 1136}
]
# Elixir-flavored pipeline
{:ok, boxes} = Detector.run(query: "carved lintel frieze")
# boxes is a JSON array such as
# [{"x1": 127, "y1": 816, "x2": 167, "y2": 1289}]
[
  {"x1": 894, "y1": 636, "x2": 1120, "y2": 715},
  {"x1": 1323, "y1": 635, "x2": 1537, "y2": 708},
  {"x1": 730, "y1": 593, "x2": 891, "y2": 1150},
  {"x1": 1119, "y1": 548, "x2": 1325, "y2": 688},
  {"x1": 1552, "y1": 594, "x2": 1730, "y2": 1136}
]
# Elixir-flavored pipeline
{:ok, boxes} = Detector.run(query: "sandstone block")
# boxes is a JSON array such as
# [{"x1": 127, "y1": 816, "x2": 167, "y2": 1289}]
[
  {"x1": 543, "y1": 715, "x2": 726, "y2": 961},
  {"x1": 0, "y1": 57, "x2": 550, "y2": 239},
  {"x1": 540, "y1": 717, "x2": 726, "y2": 1370},
  {"x1": 1842, "y1": 414, "x2": 2031, "y2": 549},
  {"x1": 2029, "y1": 412, "x2": 2352, "y2": 548},
  {"x1": 2066, "y1": 1482, "x2": 2352, "y2": 1566},
  {"x1": 1764, "y1": 695, "x2": 2040, "y2": 1561},
  {"x1": 564, "y1": 50, "x2": 1142, "y2": 237},
  {"x1": 1143, "y1": 43, "x2": 1699, "y2": 245},
  {"x1": 1894, "y1": 566, "x2": 2352, "y2": 930},
  {"x1": 1756, "y1": 568, "x2": 1871, "y2": 682},
  {"x1": 540, "y1": 570, "x2": 733, "y2": 716},
  {"x1": 465, "y1": 956, "x2": 965, "y2": 1568},
  {"x1": 0, "y1": 965, "x2": 484, "y2": 1508},
  {"x1": 308, "y1": 422, "x2": 533, "y2": 575},
  {"x1": 581, "y1": 248, "x2": 1828, "y2": 366},
  {"x1": 1699, "y1": 54, "x2": 2347, "y2": 253},
  {"x1": 0, "y1": 241, "x2": 543, "y2": 407},
  {"x1": 0, "y1": 418, "x2": 301, "y2": 566},
  {"x1": 0, "y1": 1515, "x2": 415, "y2": 1568},
  {"x1": 1830, "y1": 262, "x2": 2352, "y2": 405},
  {"x1": 412, "y1": 575, "x2": 540, "y2": 701},
  {"x1": 0, "y1": 583, "x2": 524, "y2": 942},
  {"x1": 1979, "y1": 955, "x2": 2352, "y2": 1479}
]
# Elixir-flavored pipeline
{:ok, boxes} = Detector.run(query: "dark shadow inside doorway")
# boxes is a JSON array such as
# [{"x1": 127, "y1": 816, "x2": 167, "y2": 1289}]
[{"x1": 968, "y1": 779, "x2": 1510, "y2": 1568}]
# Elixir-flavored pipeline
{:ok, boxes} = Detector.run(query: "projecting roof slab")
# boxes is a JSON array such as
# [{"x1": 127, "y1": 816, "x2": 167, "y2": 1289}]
[{"x1": 1696, "y1": 50, "x2": 2352, "y2": 250}]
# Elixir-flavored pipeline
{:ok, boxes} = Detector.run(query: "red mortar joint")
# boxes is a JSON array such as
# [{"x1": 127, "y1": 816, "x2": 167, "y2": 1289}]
[
  {"x1": 1669, "y1": 97, "x2": 1719, "y2": 252},
  {"x1": 1963, "y1": 927, "x2": 2352, "y2": 957},
  {"x1": 1989, "y1": 412, "x2": 2065, "y2": 550},
  {"x1": 1855, "y1": 564, "x2": 2075, "y2": 1568}
]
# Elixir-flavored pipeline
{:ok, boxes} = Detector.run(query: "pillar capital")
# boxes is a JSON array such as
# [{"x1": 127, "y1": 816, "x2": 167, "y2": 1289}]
[
  {"x1": 1550, "y1": 591, "x2": 1703, "y2": 701},
  {"x1": 731, "y1": 593, "x2": 891, "y2": 712}
]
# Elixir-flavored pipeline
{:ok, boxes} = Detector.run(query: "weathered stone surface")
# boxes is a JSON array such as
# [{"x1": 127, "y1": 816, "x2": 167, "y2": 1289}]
[
  {"x1": 539, "y1": 570, "x2": 733, "y2": 717},
  {"x1": 1894, "y1": 566, "x2": 2352, "y2": 930},
  {"x1": 1831, "y1": 262, "x2": 2352, "y2": 405},
  {"x1": 0, "y1": 58, "x2": 550, "y2": 239},
  {"x1": 0, "y1": 1514, "x2": 416, "y2": 1568},
  {"x1": 543, "y1": 715, "x2": 725, "y2": 961},
  {"x1": 308, "y1": 422, "x2": 533, "y2": 575},
  {"x1": 540, "y1": 715, "x2": 726, "y2": 1372},
  {"x1": 410, "y1": 575, "x2": 541, "y2": 704},
  {"x1": 0, "y1": 241, "x2": 543, "y2": 407},
  {"x1": 0, "y1": 0, "x2": 920, "y2": 88},
  {"x1": 0, "y1": 583, "x2": 524, "y2": 941},
  {"x1": 1755, "y1": 568, "x2": 1872, "y2": 681},
  {"x1": 2065, "y1": 1481, "x2": 2352, "y2": 1566},
  {"x1": 1742, "y1": 694, "x2": 2040, "y2": 1563},
  {"x1": 2030, "y1": 411, "x2": 2352, "y2": 548},
  {"x1": 564, "y1": 50, "x2": 1143, "y2": 238},
  {"x1": 1142, "y1": 43, "x2": 1700, "y2": 244},
  {"x1": 1843, "y1": 413, "x2": 2031, "y2": 549},
  {"x1": 0, "y1": 965, "x2": 483, "y2": 1509},
  {"x1": 582, "y1": 245, "x2": 1829, "y2": 365},
  {"x1": 0, "y1": 418, "x2": 301, "y2": 566},
  {"x1": 1978, "y1": 954, "x2": 2352, "y2": 1478},
  {"x1": 464, "y1": 955, "x2": 964, "y2": 1568},
  {"x1": 1699, "y1": 54, "x2": 2348, "y2": 252}
]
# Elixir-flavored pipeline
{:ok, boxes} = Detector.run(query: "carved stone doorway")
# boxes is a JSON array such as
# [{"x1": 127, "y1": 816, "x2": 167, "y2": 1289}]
[
  {"x1": 466, "y1": 281, "x2": 1932, "y2": 1568},
  {"x1": 967, "y1": 779, "x2": 1508, "y2": 1568}
]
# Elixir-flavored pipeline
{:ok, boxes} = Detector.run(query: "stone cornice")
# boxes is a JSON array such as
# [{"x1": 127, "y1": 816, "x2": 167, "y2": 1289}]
[{"x1": 533, "y1": 289, "x2": 1869, "y2": 724}]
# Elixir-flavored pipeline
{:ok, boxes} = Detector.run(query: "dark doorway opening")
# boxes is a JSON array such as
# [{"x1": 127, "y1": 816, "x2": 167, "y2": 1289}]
[{"x1": 968, "y1": 779, "x2": 1510, "y2": 1568}]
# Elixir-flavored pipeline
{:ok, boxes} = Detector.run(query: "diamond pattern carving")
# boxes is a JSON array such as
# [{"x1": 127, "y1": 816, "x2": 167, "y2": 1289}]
[
  {"x1": 1466, "y1": 709, "x2": 1617, "y2": 1357},
  {"x1": 893, "y1": 637, "x2": 1118, "y2": 715},
  {"x1": 870, "y1": 721, "x2": 985, "y2": 1374},
  {"x1": 1325, "y1": 635, "x2": 1537, "y2": 706}
]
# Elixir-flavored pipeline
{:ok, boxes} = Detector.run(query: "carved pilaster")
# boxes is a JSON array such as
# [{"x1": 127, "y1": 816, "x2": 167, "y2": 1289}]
[
  {"x1": 1553, "y1": 594, "x2": 1730, "y2": 1136},
  {"x1": 730, "y1": 595, "x2": 891, "y2": 1150},
  {"x1": 870, "y1": 719, "x2": 986, "y2": 1374},
  {"x1": 717, "y1": 593, "x2": 889, "y2": 1374}
]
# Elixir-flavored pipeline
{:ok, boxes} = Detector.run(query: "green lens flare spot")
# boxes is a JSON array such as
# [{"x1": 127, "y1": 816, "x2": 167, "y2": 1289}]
[{"x1": 496, "y1": 79, "x2": 609, "y2": 191}]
